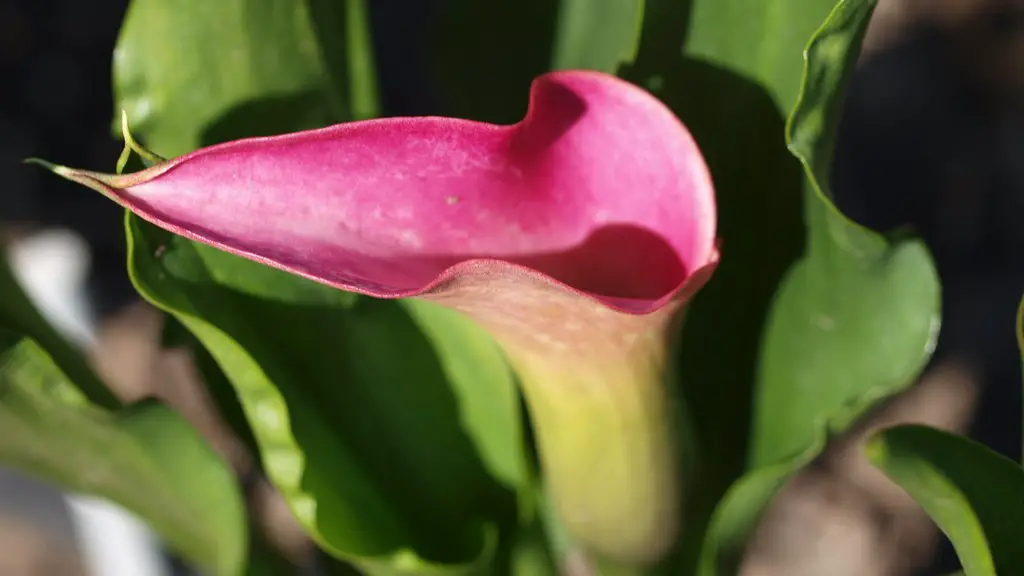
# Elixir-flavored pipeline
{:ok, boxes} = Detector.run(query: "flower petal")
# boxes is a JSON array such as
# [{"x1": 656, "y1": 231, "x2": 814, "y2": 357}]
[{"x1": 44, "y1": 70, "x2": 716, "y2": 314}]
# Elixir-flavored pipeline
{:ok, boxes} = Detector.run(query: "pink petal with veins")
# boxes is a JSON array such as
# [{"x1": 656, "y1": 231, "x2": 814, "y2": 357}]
[{"x1": 48, "y1": 70, "x2": 717, "y2": 322}]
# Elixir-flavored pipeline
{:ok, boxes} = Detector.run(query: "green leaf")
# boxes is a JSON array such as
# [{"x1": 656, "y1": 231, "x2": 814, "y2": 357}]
[
  {"x1": 508, "y1": 520, "x2": 557, "y2": 576},
  {"x1": 163, "y1": 316, "x2": 263, "y2": 469},
  {"x1": 115, "y1": 0, "x2": 378, "y2": 157},
  {"x1": 713, "y1": 0, "x2": 940, "y2": 568},
  {"x1": 618, "y1": 0, "x2": 939, "y2": 573},
  {"x1": 550, "y1": 0, "x2": 644, "y2": 73},
  {"x1": 0, "y1": 336, "x2": 247, "y2": 576},
  {"x1": 867, "y1": 424, "x2": 1024, "y2": 576},
  {"x1": 402, "y1": 300, "x2": 529, "y2": 505},
  {"x1": 126, "y1": 216, "x2": 515, "y2": 574},
  {"x1": 115, "y1": 2, "x2": 524, "y2": 571},
  {"x1": 759, "y1": 0, "x2": 939, "y2": 469}
]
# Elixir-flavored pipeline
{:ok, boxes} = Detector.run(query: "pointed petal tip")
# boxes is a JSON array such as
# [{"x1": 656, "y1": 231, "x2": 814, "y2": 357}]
[
  {"x1": 24, "y1": 158, "x2": 92, "y2": 187},
  {"x1": 23, "y1": 157, "x2": 66, "y2": 174},
  {"x1": 39, "y1": 70, "x2": 719, "y2": 318},
  {"x1": 24, "y1": 157, "x2": 136, "y2": 206}
]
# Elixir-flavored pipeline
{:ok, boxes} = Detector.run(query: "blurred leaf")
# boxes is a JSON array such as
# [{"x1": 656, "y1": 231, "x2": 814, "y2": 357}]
[
  {"x1": 244, "y1": 526, "x2": 307, "y2": 576},
  {"x1": 127, "y1": 216, "x2": 513, "y2": 574},
  {"x1": 0, "y1": 246, "x2": 118, "y2": 408},
  {"x1": 867, "y1": 424, "x2": 1024, "y2": 576},
  {"x1": 550, "y1": 0, "x2": 644, "y2": 73},
  {"x1": 508, "y1": 521, "x2": 557, "y2": 576},
  {"x1": 705, "y1": 0, "x2": 940, "y2": 571},
  {"x1": 0, "y1": 337, "x2": 247, "y2": 576},
  {"x1": 115, "y1": 0, "x2": 378, "y2": 156},
  {"x1": 618, "y1": 0, "x2": 938, "y2": 573},
  {"x1": 0, "y1": 249, "x2": 247, "y2": 575}
]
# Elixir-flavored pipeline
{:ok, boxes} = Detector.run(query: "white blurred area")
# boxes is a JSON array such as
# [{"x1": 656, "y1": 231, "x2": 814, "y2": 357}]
[{"x1": 4, "y1": 228, "x2": 169, "y2": 576}]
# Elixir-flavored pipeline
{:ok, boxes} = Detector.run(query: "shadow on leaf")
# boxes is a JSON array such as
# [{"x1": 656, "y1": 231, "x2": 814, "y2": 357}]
[
  {"x1": 620, "y1": 1, "x2": 806, "y2": 570},
  {"x1": 131, "y1": 219, "x2": 515, "y2": 567},
  {"x1": 201, "y1": 91, "x2": 335, "y2": 148}
]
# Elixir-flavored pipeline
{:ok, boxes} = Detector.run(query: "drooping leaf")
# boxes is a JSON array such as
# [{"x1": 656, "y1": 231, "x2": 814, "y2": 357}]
[
  {"x1": 755, "y1": 0, "x2": 938, "y2": 467},
  {"x1": 615, "y1": 0, "x2": 939, "y2": 573},
  {"x1": 867, "y1": 424, "x2": 1024, "y2": 576},
  {"x1": 0, "y1": 250, "x2": 246, "y2": 576}
]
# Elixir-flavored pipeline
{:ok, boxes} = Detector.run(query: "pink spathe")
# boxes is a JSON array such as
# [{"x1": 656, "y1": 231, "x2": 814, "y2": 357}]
[{"x1": 61, "y1": 70, "x2": 717, "y2": 317}]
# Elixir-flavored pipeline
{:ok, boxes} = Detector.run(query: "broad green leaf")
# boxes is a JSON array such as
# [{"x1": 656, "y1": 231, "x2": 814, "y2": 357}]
[
  {"x1": 704, "y1": 0, "x2": 939, "y2": 571},
  {"x1": 867, "y1": 424, "x2": 1024, "y2": 576},
  {"x1": 114, "y1": 1, "x2": 524, "y2": 571},
  {"x1": 127, "y1": 216, "x2": 512, "y2": 574},
  {"x1": 618, "y1": 0, "x2": 939, "y2": 573},
  {"x1": 0, "y1": 335, "x2": 247, "y2": 576},
  {"x1": 550, "y1": 0, "x2": 644, "y2": 73},
  {"x1": 402, "y1": 300, "x2": 528, "y2": 502},
  {"x1": 758, "y1": 0, "x2": 939, "y2": 468},
  {"x1": 115, "y1": 0, "x2": 378, "y2": 156}
]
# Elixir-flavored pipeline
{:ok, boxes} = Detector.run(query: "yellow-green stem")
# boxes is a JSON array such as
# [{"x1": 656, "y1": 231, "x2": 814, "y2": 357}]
[{"x1": 511, "y1": 335, "x2": 684, "y2": 567}]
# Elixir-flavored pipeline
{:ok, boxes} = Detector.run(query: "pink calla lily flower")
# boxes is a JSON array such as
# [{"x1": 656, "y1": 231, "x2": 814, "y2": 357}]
[{"x1": 37, "y1": 70, "x2": 718, "y2": 565}]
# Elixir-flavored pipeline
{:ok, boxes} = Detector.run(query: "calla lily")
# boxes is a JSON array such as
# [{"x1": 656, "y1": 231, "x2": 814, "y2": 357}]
[{"x1": 35, "y1": 70, "x2": 718, "y2": 566}]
